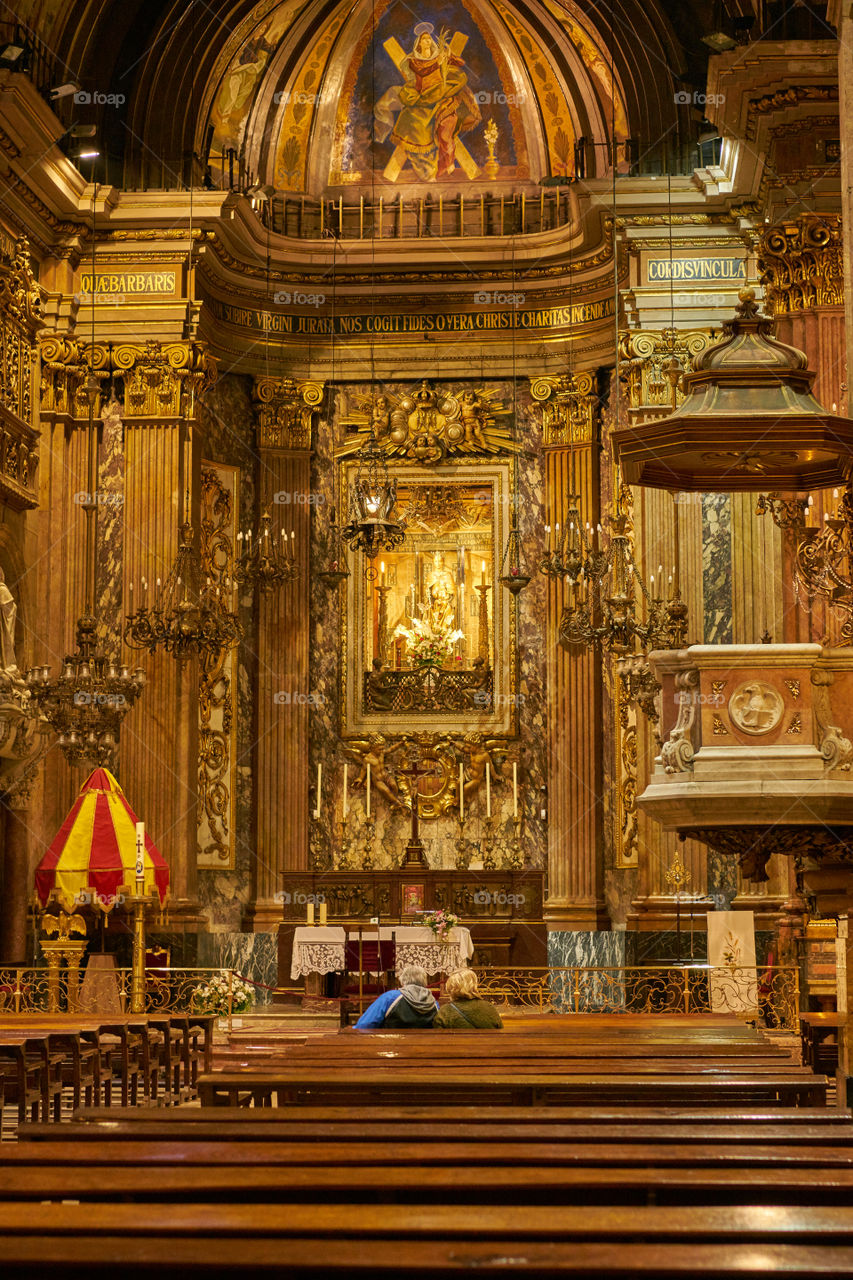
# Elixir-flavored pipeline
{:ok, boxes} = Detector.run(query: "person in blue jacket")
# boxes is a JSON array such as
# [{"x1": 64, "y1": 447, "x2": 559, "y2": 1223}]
[{"x1": 354, "y1": 964, "x2": 439, "y2": 1029}]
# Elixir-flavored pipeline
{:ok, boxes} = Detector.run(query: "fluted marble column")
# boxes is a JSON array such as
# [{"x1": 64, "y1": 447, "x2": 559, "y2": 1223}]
[
  {"x1": 120, "y1": 420, "x2": 201, "y2": 916},
  {"x1": 536, "y1": 375, "x2": 607, "y2": 928},
  {"x1": 244, "y1": 379, "x2": 321, "y2": 931}
]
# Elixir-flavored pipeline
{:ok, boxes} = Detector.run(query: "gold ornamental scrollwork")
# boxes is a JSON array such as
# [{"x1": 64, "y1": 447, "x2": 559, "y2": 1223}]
[
  {"x1": 110, "y1": 340, "x2": 217, "y2": 419},
  {"x1": 254, "y1": 377, "x2": 325, "y2": 449},
  {"x1": 757, "y1": 213, "x2": 843, "y2": 316},
  {"x1": 529, "y1": 371, "x2": 597, "y2": 445},
  {"x1": 0, "y1": 235, "x2": 41, "y2": 509}
]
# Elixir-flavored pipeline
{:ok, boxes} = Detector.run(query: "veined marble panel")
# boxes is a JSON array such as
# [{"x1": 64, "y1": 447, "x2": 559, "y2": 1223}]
[
  {"x1": 198, "y1": 930, "x2": 278, "y2": 1002},
  {"x1": 701, "y1": 493, "x2": 733, "y2": 644},
  {"x1": 547, "y1": 931, "x2": 628, "y2": 1012}
]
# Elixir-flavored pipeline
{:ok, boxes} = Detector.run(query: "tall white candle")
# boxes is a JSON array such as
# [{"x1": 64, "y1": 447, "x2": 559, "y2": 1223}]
[
  {"x1": 366, "y1": 761, "x2": 371, "y2": 817},
  {"x1": 459, "y1": 761, "x2": 464, "y2": 820},
  {"x1": 135, "y1": 822, "x2": 145, "y2": 882},
  {"x1": 314, "y1": 763, "x2": 322, "y2": 818},
  {"x1": 512, "y1": 762, "x2": 518, "y2": 818},
  {"x1": 343, "y1": 763, "x2": 348, "y2": 819},
  {"x1": 486, "y1": 760, "x2": 491, "y2": 817}
]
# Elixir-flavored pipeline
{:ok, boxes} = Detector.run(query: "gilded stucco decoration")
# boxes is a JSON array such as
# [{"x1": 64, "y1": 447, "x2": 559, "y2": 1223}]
[
  {"x1": 0, "y1": 234, "x2": 41, "y2": 509},
  {"x1": 757, "y1": 214, "x2": 843, "y2": 316},
  {"x1": 339, "y1": 382, "x2": 517, "y2": 463},
  {"x1": 254, "y1": 377, "x2": 324, "y2": 449},
  {"x1": 198, "y1": 464, "x2": 240, "y2": 869},
  {"x1": 529, "y1": 371, "x2": 596, "y2": 444},
  {"x1": 342, "y1": 730, "x2": 516, "y2": 822},
  {"x1": 618, "y1": 330, "x2": 713, "y2": 422}
]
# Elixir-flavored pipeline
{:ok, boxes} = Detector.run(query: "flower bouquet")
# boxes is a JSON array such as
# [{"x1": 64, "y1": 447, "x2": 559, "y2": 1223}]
[
  {"x1": 190, "y1": 972, "x2": 254, "y2": 1017},
  {"x1": 394, "y1": 614, "x2": 464, "y2": 668},
  {"x1": 423, "y1": 908, "x2": 459, "y2": 942}
]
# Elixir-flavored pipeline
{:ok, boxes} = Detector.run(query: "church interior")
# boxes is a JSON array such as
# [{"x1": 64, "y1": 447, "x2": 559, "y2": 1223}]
[{"x1": 1, "y1": 0, "x2": 853, "y2": 1271}]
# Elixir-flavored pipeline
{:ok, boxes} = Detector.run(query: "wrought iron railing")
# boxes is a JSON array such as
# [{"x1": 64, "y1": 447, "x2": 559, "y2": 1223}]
[
  {"x1": 474, "y1": 965, "x2": 800, "y2": 1030},
  {"x1": 364, "y1": 664, "x2": 493, "y2": 713},
  {"x1": 0, "y1": 967, "x2": 270, "y2": 1017}
]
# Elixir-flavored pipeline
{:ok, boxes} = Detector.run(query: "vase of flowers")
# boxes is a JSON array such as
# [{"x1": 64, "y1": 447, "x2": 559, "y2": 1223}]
[
  {"x1": 190, "y1": 972, "x2": 255, "y2": 1019},
  {"x1": 423, "y1": 908, "x2": 459, "y2": 942},
  {"x1": 394, "y1": 614, "x2": 464, "y2": 669}
]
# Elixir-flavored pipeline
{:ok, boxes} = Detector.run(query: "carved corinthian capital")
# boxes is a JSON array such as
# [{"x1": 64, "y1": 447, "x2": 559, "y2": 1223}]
[{"x1": 254, "y1": 378, "x2": 325, "y2": 450}]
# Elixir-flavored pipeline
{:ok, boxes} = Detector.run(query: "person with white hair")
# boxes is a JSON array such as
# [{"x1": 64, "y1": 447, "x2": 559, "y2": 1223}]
[
  {"x1": 354, "y1": 964, "x2": 439, "y2": 1029},
  {"x1": 434, "y1": 967, "x2": 503, "y2": 1029}
]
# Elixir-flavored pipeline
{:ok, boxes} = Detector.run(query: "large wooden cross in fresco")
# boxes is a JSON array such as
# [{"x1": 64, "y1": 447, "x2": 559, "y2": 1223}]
[{"x1": 382, "y1": 31, "x2": 480, "y2": 182}]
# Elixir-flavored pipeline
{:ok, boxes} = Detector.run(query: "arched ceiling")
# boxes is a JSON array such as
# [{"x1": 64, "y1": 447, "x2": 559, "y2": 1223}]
[{"x1": 12, "y1": 0, "x2": 714, "y2": 191}]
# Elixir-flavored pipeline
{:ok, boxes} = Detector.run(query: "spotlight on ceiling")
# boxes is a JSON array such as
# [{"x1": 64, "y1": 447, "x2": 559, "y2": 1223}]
[
  {"x1": 69, "y1": 124, "x2": 97, "y2": 138},
  {"x1": 77, "y1": 148, "x2": 100, "y2": 160},
  {"x1": 0, "y1": 42, "x2": 26, "y2": 68},
  {"x1": 701, "y1": 29, "x2": 737, "y2": 51},
  {"x1": 50, "y1": 82, "x2": 80, "y2": 99}
]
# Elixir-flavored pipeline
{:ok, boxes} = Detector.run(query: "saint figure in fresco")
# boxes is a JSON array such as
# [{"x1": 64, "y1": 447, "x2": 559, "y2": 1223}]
[{"x1": 375, "y1": 23, "x2": 482, "y2": 182}]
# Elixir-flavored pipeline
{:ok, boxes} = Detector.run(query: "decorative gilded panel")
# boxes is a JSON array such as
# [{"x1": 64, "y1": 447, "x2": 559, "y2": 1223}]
[{"x1": 197, "y1": 463, "x2": 239, "y2": 868}]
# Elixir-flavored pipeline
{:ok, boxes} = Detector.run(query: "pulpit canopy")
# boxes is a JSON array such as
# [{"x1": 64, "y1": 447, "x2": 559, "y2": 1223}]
[{"x1": 35, "y1": 768, "x2": 169, "y2": 911}]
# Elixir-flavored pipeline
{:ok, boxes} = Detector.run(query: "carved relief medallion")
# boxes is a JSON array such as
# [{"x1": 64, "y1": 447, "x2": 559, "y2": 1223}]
[{"x1": 728, "y1": 681, "x2": 784, "y2": 736}]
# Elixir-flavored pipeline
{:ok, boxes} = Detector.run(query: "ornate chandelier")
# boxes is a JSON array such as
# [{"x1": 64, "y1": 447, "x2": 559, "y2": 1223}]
[
  {"x1": 27, "y1": 613, "x2": 145, "y2": 767},
  {"x1": 341, "y1": 429, "x2": 406, "y2": 567},
  {"x1": 794, "y1": 484, "x2": 853, "y2": 641},
  {"x1": 235, "y1": 512, "x2": 298, "y2": 592},
  {"x1": 555, "y1": 489, "x2": 688, "y2": 657},
  {"x1": 125, "y1": 519, "x2": 242, "y2": 660}
]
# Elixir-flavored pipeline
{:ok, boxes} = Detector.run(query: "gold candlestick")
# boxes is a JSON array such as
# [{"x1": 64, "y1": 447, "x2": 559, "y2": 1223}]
[
  {"x1": 376, "y1": 582, "x2": 390, "y2": 665},
  {"x1": 475, "y1": 583, "x2": 491, "y2": 666}
]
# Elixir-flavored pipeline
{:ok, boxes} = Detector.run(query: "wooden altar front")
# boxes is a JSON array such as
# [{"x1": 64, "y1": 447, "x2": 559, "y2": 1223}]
[{"x1": 276, "y1": 869, "x2": 546, "y2": 991}]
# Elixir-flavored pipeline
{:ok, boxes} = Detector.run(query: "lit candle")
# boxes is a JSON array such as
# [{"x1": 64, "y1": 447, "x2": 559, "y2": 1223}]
[
  {"x1": 314, "y1": 762, "x2": 322, "y2": 819},
  {"x1": 319, "y1": 901, "x2": 327, "y2": 926},
  {"x1": 343, "y1": 762, "x2": 348, "y2": 820},
  {"x1": 459, "y1": 761, "x2": 464, "y2": 820},
  {"x1": 366, "y1": 761, "x2": 371, "y2": 818},
  {"x1": 307, "y1": 901, "x2": 315, "y2": 925},
  {"x1": 380, "y1": 560, "x2": 386, "y2": 586},
  {"x1": 481, "y1": 560, "x2": 486, "y2": 586},
  {"x1": 512, "y1": 763, "x2": 518, "y2": 818},
  {"x1": 135, "y1": 821, "x2": 145, "y2": 885},
  {"x1": 486, "y1": 760, "x2": 491, "y2": 817}
]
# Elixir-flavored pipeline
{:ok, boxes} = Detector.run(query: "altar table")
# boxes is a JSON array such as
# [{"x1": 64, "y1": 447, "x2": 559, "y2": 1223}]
[{"x1": 290, "y1": 925, "x2": 473, "y2": 980}]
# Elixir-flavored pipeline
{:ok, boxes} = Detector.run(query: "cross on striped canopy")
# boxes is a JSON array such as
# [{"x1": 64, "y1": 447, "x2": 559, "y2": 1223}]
[{"x1": 35, "y1": 768, "x2": 169, "y2": 911}]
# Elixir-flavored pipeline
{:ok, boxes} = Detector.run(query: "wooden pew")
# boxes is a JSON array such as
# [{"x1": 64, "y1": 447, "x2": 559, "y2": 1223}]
[{"x1": 197, "y1": 1067, "x2": 828, "y2": 1108}]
